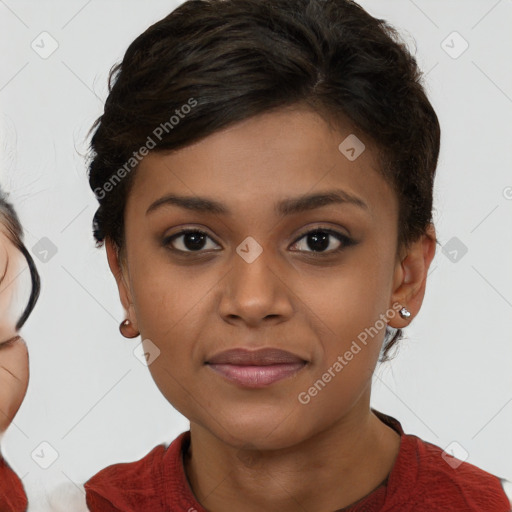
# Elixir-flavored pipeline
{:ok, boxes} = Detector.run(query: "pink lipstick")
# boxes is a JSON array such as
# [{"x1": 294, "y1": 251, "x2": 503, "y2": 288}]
[{"x1": 206, "y1": 348, "x2": 307, "y2": 388}]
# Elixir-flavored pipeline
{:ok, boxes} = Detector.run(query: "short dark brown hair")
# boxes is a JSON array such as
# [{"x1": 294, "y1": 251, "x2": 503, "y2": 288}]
[{"x1": 87, "y1": 0, "x2": 441, "y2": 361}]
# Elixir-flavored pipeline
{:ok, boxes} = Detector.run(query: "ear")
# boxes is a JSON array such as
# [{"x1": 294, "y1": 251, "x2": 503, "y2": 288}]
[
  {"x1": 105, "y1": 237, "x2": 139, "y2": 334},
  {"x1": 388, "y1": 224, "x2": 436, "y2": 328}
]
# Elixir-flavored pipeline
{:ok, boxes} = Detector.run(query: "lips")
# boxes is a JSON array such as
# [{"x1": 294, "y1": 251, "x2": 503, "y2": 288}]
[
  {"x1": 205, "y1": 348, "x2": 307, "y2": 388},
  {"x1": 206, "y1": 347, "x2": 306, "y2": 366}
]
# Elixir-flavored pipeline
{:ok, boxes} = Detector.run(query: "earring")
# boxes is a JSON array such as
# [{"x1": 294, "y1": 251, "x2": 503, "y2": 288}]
[
  {"x1": 399, "y1": 307, "x2": 411, "y2": 319},
  {"x1": 119, "y1": 319, "x2": 140, "y2": 338}
]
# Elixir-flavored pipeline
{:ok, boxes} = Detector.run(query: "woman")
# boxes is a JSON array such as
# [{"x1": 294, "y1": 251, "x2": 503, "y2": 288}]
[
  {"x1": 0, "y1": 189, "x2": 41, "y2": 512},
  {"x1": 82, "y1": 0, "x2": 511, "y2": 510}
]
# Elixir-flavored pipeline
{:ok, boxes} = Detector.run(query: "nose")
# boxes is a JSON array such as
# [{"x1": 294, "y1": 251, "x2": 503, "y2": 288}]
[{"x1": 218, "y1": 246, "x2": 294, "y2": 328}]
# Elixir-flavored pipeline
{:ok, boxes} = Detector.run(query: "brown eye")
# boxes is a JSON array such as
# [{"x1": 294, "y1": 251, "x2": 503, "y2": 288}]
[
  {"x1": 164, "y1": 230, "x2": 221, "y2": 253},
  {"x1": 290, "y1": 228, "x2": 355, "y2": 254}
]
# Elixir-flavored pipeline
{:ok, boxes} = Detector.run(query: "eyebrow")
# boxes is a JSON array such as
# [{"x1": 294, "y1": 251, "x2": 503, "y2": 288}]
[{"x1": 146, "y1": 189, "x2": 369, "y2": 217}]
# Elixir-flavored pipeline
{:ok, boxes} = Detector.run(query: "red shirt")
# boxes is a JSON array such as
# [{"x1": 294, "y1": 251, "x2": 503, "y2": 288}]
[
  {"x1": 0, "y1": 455, "x2": 27, "y2": 512},
  {"x1": 84, "y1": 410, "x2": 510, "y2": 511}
]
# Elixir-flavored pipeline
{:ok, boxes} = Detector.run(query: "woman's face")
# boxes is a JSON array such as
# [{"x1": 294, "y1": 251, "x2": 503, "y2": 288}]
[
  {"x1": 108, "y1": 107, "x2": 434, "y2": 450},
  {"x1": 0, "y1": 229, "x2": 30, "y2": 433}
]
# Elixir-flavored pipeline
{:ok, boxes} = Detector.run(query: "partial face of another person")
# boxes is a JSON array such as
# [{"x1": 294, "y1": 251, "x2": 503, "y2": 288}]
[
  {"x1": 0, "y1": 228, "x2": 31, "y2": 433},
  {"x1": 108, "y1": 106, "x2": 433, "y2": 450}
]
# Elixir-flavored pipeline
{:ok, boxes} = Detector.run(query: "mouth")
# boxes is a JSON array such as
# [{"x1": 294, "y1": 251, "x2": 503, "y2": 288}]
[{"x1": 205, "y1": 348, "x2": 308, "y2": 388}]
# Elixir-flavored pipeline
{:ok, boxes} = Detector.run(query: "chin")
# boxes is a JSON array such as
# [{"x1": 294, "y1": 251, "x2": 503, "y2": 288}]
[{"x1": 198, "y1": 407, "x2": 310, "y2": 451}]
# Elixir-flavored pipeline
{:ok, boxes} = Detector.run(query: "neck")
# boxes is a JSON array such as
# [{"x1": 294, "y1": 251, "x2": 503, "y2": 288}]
[{"x1": 183, "y1": 397, "x2": 401, "y2": 512}]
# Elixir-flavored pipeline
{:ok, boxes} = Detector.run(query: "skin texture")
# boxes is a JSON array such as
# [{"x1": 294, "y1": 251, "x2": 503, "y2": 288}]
[
  {"x1": 0, "y1": 229, "x2": 30, "y2": 433},
  {"x1": 107, "y1": 106, "x2": 436, "y2": 511}
]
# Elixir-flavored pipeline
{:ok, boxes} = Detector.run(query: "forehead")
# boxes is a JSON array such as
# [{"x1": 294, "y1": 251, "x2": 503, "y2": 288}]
[{"x1": 128, "y1": 107, "x2": 397, "y2": 221}]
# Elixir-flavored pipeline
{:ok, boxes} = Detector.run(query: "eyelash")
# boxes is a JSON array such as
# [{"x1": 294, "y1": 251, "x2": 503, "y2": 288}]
[{"x1": 163, "y1": 227, "x2": 355, "y2": 257}]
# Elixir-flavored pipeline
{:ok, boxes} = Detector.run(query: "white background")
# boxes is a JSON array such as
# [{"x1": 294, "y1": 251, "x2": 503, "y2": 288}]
[{"x1": 1, "y1": 0, "x2": 511, "y2": 509}]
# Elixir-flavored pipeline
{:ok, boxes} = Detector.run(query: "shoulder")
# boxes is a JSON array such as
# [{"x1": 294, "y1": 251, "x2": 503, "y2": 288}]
[
  {"x1": 386, "y1": 433, "x2": 511, "y2": 511},
  {"x1": 84, "y1": 432, "x2": 189, "y2": 512},
  {"x1": 0, "y1": 453, "x2": 28, "y2": 512}
]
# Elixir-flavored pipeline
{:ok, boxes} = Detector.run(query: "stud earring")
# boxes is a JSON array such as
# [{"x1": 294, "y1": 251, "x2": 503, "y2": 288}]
[
  {"x1": 119, "y1": 319, "x2": 140, "y2": 338},
  {"x1": 399, "y1": 307, "x2": 411, "y2": 319}
]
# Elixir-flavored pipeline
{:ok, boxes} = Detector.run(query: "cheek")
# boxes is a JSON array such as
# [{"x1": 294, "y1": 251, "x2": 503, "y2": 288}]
[
  {"x1": 129, "y1": 258, "x2": 219, "y2": 382},
  {"x1": 131, "y1": 260, "x2": 214, "y2": 338},
  {"x1": 305, "y1": 252, "x2": 394, "y2": 335},
  {"x1": 299, "y1": 248, "x2": 396, "y2": 386},
  {"x1": 131, "y1": 267, "x2": 209, "y2": 420}
]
